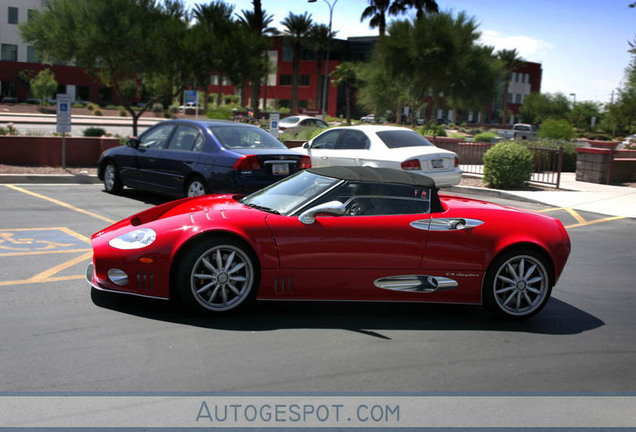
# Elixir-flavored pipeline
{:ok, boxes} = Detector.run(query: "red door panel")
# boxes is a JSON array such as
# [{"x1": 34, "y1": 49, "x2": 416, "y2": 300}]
[{"x1": 266, "y1": 213, "x2": 429, "y2": 269}]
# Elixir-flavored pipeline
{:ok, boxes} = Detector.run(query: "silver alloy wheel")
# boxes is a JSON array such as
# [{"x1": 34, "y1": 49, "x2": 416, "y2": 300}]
[
  {"x1": 104, "y1": 163, "x2": 116, "y2": 191},
  {"x1": 492, "y1": 254, "x2": 549, "y2": 317},
  {"x1": 189, "y1": 245, "x2": 254, "y2": 312},
  {"x1": 187, "y1": 179, "x2": 206, "y2": 197}
]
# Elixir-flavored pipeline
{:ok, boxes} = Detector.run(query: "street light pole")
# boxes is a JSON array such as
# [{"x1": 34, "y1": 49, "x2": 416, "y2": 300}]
[
  {"x1": 308, "y1": 0, "x2": 337, "y2": 119},
  {"x1": 569, "y1": 93, "x2": 576, "y2": 107}
]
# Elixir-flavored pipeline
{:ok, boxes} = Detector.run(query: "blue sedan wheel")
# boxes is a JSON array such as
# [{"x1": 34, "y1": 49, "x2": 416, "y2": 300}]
[{"x1": 185, "y1": 177, "x2": 208, "y2": 197}]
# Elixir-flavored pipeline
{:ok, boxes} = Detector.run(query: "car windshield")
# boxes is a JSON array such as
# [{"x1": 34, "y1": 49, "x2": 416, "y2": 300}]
[
  {"x1": 240, "y1": 170, "x2": 341, "y2": 215},
  {"x1": 280, "y1": 116, "x2": 299, "y2": 124},
  {"x1": 376, "y1": 130, "x2": 434, "y2": 149},
  {"x1": 209, "y1": 125, "x2": 287, "y2": 149}
]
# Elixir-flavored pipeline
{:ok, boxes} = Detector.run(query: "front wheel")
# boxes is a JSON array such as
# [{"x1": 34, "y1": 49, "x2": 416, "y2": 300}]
[
  {"x1": 175, "y1": 238, "x2": 258, "y2": 314},
  {"x1": 103, "y1": 161, "x2": 122, "y2": 194},
  {"x1": 483, "y1": 249, "x2": 553, "y2": 320}
]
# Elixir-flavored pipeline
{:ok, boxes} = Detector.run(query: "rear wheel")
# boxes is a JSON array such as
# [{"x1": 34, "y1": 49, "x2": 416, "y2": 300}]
[
  {"x1": 175, "y1": 237, "x2": 258, "y2": 314},
  {"x1": 483, "y1": 248, "x2": 552, "y2": 320},
  {"x1": 103, "y1": 161, "x2": 122, "y2": 194},
  {"x1": 185, "y1": 176, "x2": 208, "y2": 197}
]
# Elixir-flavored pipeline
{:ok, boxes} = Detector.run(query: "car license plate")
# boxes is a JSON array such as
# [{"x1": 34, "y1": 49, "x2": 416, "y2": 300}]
[
  {"x1": 432, "y1": 159, "x2": 444, "y2": 169},
  {"x1": 272, "y1": 163, "x2": 289, "y2": 175}
]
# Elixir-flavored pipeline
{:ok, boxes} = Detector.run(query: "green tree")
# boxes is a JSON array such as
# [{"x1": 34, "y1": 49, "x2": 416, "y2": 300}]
[
  {"x1": 281, "y1": 12, "x2": 314, "y2": 114},
  {"x1": 568, "y1": 100, "x2": 602, "y2": 131},
  {"x1": 361, "y1": 11, "x2": 499, "y2": 124},
  {"x1": 330, "y1": 62, "x2": 360, "y2": 124},
  {"x1": 537, "y1": 118, "x2": 575, "y2": 140},
  {"x1": 20, "y1": 0, "x2": 192, "y2": 136},
  {"x1": 191, "y1": 1, "x2": 235, "y2": 109},
  {"x1": 30, "y1": 68, "x2": 58, "y2": 106},
  {"x1": 518, "y1": 92, "x2": 571, "y2": 124},
  {"x1": 497, "y1": 48, "x2": 523, "y2": 124}
]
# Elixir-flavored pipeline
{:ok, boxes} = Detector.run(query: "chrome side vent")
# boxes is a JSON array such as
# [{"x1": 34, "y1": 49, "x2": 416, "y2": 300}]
[
  {"x1": 374, "y1": 275, "x2": 458, "y2": 293},
  {"x1": 274, "y1": 276, "x2": 293, "y2": 294}
]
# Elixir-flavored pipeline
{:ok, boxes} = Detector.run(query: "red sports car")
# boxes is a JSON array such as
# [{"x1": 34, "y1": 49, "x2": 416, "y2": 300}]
[{"x1": 87, "y1": 166, "x2": 571, "y2": 319}]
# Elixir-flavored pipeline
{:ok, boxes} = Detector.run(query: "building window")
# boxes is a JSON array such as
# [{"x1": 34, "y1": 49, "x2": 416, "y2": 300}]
[
  {"x1": 8, "y1": 6, "x2": 18, "y2": 24},
  {"x1": 507, "y1": 92, "x2": 513, "y2": 103},
  {"x1": 1, "y1": 44, "x2": 18, "y2": 61},
  {"x1": 279, "y1": 75, "x2": 310, "y2": 86},
  {"x1": 515, "y1": 93, "x2": 522, "y2": 104},
  {"x1": 27, "y1": 46, "x2": 39, "y2": 63}
]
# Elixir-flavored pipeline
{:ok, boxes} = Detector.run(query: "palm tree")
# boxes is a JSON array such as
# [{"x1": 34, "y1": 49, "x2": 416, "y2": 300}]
[
  {"x1": 331, "y1": 62, "x2": 360, "y2": 124},
  {"x1": 281, "y1": 12, "x2": 314, "y2": 114},
  {"x1": 238, "y1": 0, "x2": 278, "y2": 113},
  {"x1": 360, "y1": 0, "x2": 404, "y2": 37},
  {"x1": 192, "y1": 1, "x2": 235, "y2": 109},
  {"x1": 497, "y1": 48, "x2": 524, "y2": 125},
  {"x1": 308, "y1": 23, "x2": 337, "y2": 110}
]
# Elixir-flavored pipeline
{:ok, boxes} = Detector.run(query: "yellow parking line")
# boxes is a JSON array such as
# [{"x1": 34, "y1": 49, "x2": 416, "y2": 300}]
[
  {"x1": 4, "y1": 185, "x2": 116, "y2": 224},
  {"x1": 565, "y1": 216, "x2": 625, "y2": 229},
  {"x1": 0, "y1": 250, "x2": 92, "y2": 286},
  {"x1": 0, "y1": 248, "x2": 91, "y2": 258}
]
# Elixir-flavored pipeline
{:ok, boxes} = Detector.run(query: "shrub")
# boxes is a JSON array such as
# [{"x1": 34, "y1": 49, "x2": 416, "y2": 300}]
[
  {"x1": 93, "y1": 108, "x2": 103, "y2": 116},
  {"x1": 118, "y1": 107, "x2": 127, "y2": 117},
  {"x1": 83, "y1": 127, "x2": 107, "y2": 137},
  {"x1": 483, "y1": 142, "x2": 533, "y2": 189},
  {"x1": 417, "y1": 125, "x2": 446, "y2": 137},
  {"x1": 86, "y1": 103, "x2": 95, "y2": 111},
  {"x1": 206, "y1": 105, "x2": 234, "y2": 120},
  {"x1": 0, "y1": 123, "x2": 19, "y2": 136},
  {"x1": 279, "y1": 126, "x2": 325, "y2": 142},
  {"x1": 537, "y1": 119, "x2": 575, "y2": 140},
  {"x1": 473, "y1": 131, "x2": 498, "y2": 143}
]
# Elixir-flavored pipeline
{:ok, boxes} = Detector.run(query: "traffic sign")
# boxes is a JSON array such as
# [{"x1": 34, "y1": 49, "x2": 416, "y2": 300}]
[{"x1": 56, "y1": 94, "x2": 71, "y2": 133}]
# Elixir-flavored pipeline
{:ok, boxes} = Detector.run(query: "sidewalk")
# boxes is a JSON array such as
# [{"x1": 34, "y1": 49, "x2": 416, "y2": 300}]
[
  {"x1": 447, "y1": 172, "x2": 636, "y2": 218},
  {"x1": 1, "y1": 170, "x2": 634, "y2": 219}
]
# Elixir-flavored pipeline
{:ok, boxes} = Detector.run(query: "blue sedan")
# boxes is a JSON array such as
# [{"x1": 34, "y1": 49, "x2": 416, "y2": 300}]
[{"x1": 98, "y1": 119, "x2": 311, "y2": 197}]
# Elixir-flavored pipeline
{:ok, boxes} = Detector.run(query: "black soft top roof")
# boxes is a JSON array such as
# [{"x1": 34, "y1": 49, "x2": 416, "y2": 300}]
[
  {"x1": 307, "y1": 166, "x2": 443, "y2": 213},
  {"x1": 307, "y1": 166, "x2": 437, "y2": 188}
]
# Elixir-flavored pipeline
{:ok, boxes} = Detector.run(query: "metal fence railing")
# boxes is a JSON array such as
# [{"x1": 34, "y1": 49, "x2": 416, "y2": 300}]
[{"x1": 429, "y1": 138, "x2": 564, "y2": 188}]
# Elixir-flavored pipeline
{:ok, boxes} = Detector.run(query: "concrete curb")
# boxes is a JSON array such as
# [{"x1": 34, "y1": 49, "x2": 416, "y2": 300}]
[{"x1": 443, "y1": 185, "x2": 546, "y2": 205}]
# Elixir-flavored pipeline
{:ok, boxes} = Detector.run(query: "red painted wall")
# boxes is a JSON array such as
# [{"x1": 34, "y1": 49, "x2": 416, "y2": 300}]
[{"x1": 0, "y1": 136, "x2": 119, "y2": 166}]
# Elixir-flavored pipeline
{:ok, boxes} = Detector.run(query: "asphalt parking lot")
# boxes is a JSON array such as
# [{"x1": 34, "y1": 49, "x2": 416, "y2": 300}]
[{"x1": 1, "y1": 183, "x2": 635, "y2": 392}]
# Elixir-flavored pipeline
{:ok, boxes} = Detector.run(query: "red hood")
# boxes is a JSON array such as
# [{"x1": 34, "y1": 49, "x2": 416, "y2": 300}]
[{"x1": 93, "y1": 194, "x2": 249, "y2": 238}]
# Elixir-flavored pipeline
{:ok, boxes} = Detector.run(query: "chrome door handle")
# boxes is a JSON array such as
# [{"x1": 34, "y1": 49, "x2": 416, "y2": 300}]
[{"x1": 411, "y1": 218, "x2": 484, "y2": 231}]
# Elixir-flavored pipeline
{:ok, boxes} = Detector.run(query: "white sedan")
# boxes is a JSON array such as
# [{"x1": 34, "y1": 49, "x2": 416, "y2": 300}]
[{"x1": 293, "y1": 125, "x2": 461, "y2": 187}]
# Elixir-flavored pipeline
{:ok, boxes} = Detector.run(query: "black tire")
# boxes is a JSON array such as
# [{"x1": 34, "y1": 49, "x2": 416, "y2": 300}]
[
  {"x1": 175, "y1": 237, "x2": 258, "y2": 314},
  {"x1": 103, "y1": 161, "x2": 123, "y2": 194},
  {"x1": 483, "y1": 248, "x2": 553, "y2": 320},
  {"x1": 185, "y1": 176, "x2": 208, "y2": 197}
]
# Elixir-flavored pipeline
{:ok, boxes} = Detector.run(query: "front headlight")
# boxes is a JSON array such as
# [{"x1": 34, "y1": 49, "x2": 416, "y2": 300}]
[{"x1": 108, "y1": 228, "x2": 156, "y2": 250}]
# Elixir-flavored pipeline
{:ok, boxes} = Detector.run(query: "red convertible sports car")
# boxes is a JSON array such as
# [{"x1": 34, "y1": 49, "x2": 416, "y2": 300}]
[{"x1": 87, "y1": 166, "x2": 571, "y2": 319}]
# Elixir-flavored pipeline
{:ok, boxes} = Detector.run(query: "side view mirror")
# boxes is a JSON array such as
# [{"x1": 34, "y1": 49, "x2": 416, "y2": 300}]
[
  {"x1": 299, "y1": 201, "x2": 346, "y2": 225},
  {"x1": 126, "y1": 138, "x2": 140, "y2": 148},
  {"x1": 302, "y1": 142, "x2": 310, "y2": 149}
]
